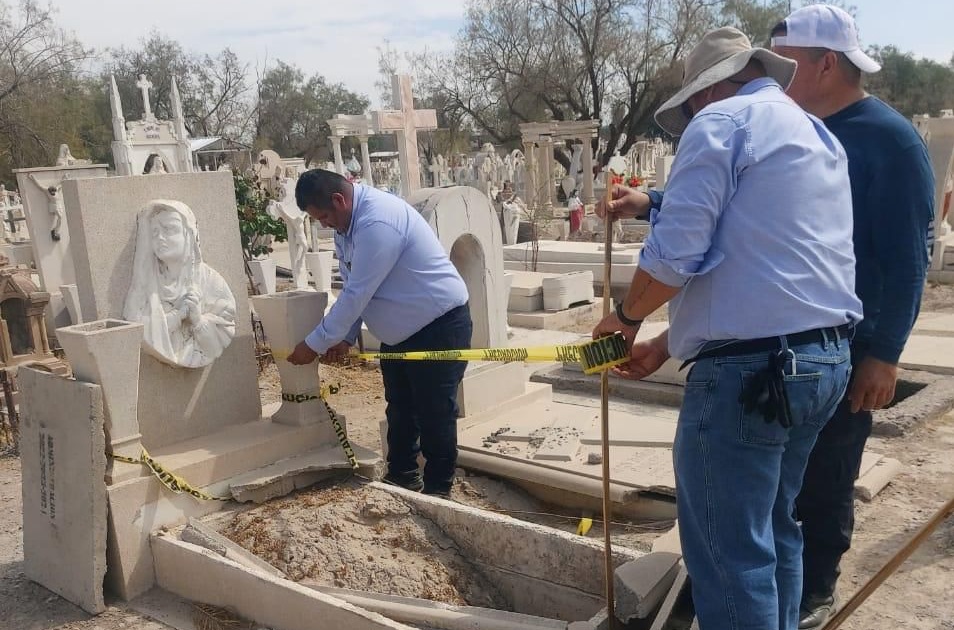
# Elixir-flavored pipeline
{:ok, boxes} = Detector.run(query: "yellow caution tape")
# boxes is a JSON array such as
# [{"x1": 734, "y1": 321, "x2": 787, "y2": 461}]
[
  {"x1": 319, "y1": 383, "x2": 359, "y2": 470},
  {"x1": 112, "y1": 447, "x2": 230, "y2": 502},
  {"x1": 274, "y1": 333, "x2": 629, "y2": 375},
  {"x1": 577, "y1": 517, "x2": 594, "y2": 537}
]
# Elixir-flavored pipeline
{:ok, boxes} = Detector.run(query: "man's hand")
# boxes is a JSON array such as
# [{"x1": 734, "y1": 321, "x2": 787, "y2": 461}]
[
  {"x1": 320, "y1": 341, "x2": 353, "y2": 365},
  {"x1": 614, "y1": 334, "x2": 670, "y2": 381},
  {"x1": 848, "y1": 356, "x2": 898, "y2": 413},
  {"x1": 596, "y1": 185, "x2": 651, "y2": 221},
  {"x1": 286, "y1": 341, "x2": 319, "y2": 365},
  {"x1": 592, "y1": 312, "x2": 640, "y2": 348}
]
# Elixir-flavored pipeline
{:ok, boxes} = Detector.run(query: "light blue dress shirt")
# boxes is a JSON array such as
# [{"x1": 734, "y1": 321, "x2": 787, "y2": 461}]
[
  {"x1": 305, "y1": 185, "x2": 469, "y2": 354},
  {"x1": 640, "y1": 78, "x2": 863, "y2": 360}
]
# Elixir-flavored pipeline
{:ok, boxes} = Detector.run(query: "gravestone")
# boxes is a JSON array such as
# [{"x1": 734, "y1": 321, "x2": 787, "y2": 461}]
[
  {"x1": 19, "y1": 367, "x2": 107, "y2": 614},
  {"x1": 372, "y1": 75, "x2": 438, "y2": 195},
  {"x1": 14, "y1": 163, "x2": 108, "y2": 327}
]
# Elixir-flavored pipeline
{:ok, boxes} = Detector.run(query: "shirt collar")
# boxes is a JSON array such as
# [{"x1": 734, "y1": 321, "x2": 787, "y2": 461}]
[
  {"x1": 344, "y1": 183, "x2": 365, "y2": 238},
  {"x1": 735, "y1": 76, "x2": 782, "y2": 96}
]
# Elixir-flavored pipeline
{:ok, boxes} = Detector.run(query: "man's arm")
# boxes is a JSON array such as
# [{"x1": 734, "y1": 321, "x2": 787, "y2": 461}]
[
  {"x1": 333, "y1": 249, "x2": 364, "y2": 347},
  {"x1": 866, "y1": 142, "x2": 935, "y2": 364},
  {"x1": 594, "y1": 113, "x2": 745, "y2": 341},
  {"x1": 848, "y1": 142, "x2": 934, "y2": 412},
  {"x1": 304, "y1": 221, "x2": 404, "y2": 355}
]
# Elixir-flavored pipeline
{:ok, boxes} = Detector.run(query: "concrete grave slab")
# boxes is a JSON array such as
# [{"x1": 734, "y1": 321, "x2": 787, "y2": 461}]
[
  {"x1": 543, "y1": 271, "x2": 594, "y2": 311},
  {"x1": 153, "y1": 534, "x2": 414, "y2": 630},
  {"x1": 504, "y1": 241, "x2": 640, "y2": 265},
  {"x1": 18, "y1": 367, "x2": 107, "y2": 614},
  {"x1": 651, "y1": 523, "x2": 682, "y2": 556},
  {"x1": 914, "y1": 312, "x2": 954, "y2": 337},
  {"x1": 899, "y1": 334, "x2": 954, "y2": 375},
  {"x1": 508, "y1": 299, "x2": 607, "y2": 330},
  {"x1": 614, "y1": 551, "x2": 682, "y2": 622},
  {"x1": 649, "y1": 563, "x2": 690, "y2": 630}
]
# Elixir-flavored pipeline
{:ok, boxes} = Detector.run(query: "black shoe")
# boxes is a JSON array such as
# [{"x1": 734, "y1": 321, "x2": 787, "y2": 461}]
[
  {"x1": 381, "y1": 472, "x2": 423, "y2": 492},
  {"x1": 422, "y1": 488, "x2": 452, "y2": 500},
  {"x1": 799, "y1": 594, "x2": 837, "y2": 629}
]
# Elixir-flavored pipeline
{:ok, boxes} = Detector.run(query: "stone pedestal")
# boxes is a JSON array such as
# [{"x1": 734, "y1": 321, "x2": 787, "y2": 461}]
[
  {"x1": 252, "y1": 291, "x2": 333, "y2": 428},
  {"x1": 247, "y1": 258, "x2": 276, "y2": 295},
  {"x1": 306, "y1": 251, "x2": 334, "y2": 291},
  {"x1": 57, "y1": 319, "x2": 144, "y2": 483}
]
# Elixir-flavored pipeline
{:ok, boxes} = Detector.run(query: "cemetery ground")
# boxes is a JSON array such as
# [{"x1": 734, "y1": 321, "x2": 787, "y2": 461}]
[{"x1": 2, "y1": 285, "x2": 954, "y2": 629}]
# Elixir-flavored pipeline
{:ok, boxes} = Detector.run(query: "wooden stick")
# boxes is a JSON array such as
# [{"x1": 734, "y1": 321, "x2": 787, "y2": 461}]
[
  {"x1": 600, "y1": 173, "x2": 618, "y2": 629},
  {"x1": 822, "y1": 492, "x2": 954, "y2": 630}
]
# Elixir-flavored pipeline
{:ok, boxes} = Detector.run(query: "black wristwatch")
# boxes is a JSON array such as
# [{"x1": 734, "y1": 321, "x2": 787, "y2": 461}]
[{"x1": 616, "y1": 301, "x2": 643, "y2": 328}]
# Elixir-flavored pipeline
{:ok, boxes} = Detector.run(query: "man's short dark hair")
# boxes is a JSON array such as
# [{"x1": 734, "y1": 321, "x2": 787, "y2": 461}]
[{"x1": 295, "y1": 169, "x2": 349, "y2": 212}]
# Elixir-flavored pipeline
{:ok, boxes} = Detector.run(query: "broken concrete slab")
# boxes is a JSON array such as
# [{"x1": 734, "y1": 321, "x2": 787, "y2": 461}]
[
  {"x1": 152, "y1": 534, "x2": 415, "y2": 630},
  {"x1": 614, "y1": 551, "x2": 682, "y2": 622},
  {"x1": 649, "y1": 562, "x2": 690, "y2": 630},
  {"x1": 181, "y1": 518, "x2": 285, "y2": 578},
  {"x1": 872, "y1": 369, "x2": 954, "y2": 436},
  {"x1": 18, "y1": 367, "x2": 107, "y2": 614},
  {"x1": 508, "y1": 299, "x2": 606, "y2": 330},
  {"x1": 377, "y1": 482, "x2": 641, "y2": 621},
  {"x1": 651, "y1": 523, "x2": 682, "y2": 556},
  {"x1": 855, "y1": 457, "x2": 902, "y2": 502},
  {"x1": 302, "y1": 584, "x2": 569, "y2": 630},
  {"x1": 227, "y1": 442, "x2": 379, "y2": 503}
]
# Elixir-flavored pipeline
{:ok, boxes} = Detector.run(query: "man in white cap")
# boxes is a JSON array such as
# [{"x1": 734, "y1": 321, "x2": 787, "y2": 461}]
[
  {"x1": 770, "y1": 6, "x2": 936, "y2": 627},
  {"x1": 593, "y1": 27, "x2": 862, "y2": 630}
]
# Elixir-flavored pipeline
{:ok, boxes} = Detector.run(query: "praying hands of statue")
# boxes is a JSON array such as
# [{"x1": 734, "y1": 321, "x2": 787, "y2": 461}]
[{"x1": 180, "y1": 290, "x2": 202, "y2": 326}]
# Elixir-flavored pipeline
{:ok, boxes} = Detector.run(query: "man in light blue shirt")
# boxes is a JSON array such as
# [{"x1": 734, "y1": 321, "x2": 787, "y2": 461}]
[
  {"x1": 594, "y1": 28, "x2": 861, "y2": 630},
  {"x1": 287, "y1": 170, "x2": 471, "y2": 497}
]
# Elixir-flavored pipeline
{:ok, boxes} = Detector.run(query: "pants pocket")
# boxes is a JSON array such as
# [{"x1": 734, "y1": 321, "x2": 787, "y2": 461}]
[{"x1": 738, "y1": 370, "x2": 823, "y2": 445}]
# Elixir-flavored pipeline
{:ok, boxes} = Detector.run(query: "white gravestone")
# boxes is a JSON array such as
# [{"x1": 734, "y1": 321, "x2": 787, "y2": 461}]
[
  {"x1": 122, "y1": 200, "x2": 236, "y2": 369},
  {"x1": 14, "y1": 163, "x2": 108, "y2": 328}
]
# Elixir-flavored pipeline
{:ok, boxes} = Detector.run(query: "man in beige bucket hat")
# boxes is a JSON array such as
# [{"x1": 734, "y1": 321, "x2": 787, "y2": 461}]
[{"x1": 593, "y1": 27, "x2": 862, "y2": 630}]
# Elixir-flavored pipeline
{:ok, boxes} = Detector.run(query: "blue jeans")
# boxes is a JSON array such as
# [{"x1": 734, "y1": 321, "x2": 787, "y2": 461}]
[
  {"x1": 675, "y1": 336, "x2": 850, "y2": 630},
  {"x1": 380, "y1": 304, "x2": 472, "y2": 494}
]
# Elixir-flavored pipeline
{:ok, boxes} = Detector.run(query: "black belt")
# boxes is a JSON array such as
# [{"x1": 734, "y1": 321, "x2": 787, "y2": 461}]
[
  {"x1": 683, "y1": 324, "x2": 851, "y2": 429},
  {"x1": 688, "y1": 324, "x2": 852, "y2": 365}
]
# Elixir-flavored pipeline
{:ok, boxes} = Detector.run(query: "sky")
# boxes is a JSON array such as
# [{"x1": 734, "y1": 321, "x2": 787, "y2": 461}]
[{"x1": 50, "y1": 0, "x2": 954, "y2": 107}]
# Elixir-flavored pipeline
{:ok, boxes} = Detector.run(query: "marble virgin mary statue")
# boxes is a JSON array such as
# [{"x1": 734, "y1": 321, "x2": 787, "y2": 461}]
[{"x1": 123, "y1": 200, "x2": 236, "y2": 368}]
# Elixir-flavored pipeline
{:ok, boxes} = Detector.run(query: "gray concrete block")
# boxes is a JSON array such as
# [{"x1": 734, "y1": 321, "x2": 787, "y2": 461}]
[
  {"x1": 649, "y1": 563, "x2": 689, "y2": 630},
  {"x1": 181, "y1": 518, "x2": 285, "y2": 577},
  {"x1": 614, "y1": 551, "x2": 682, "y2": 622}
]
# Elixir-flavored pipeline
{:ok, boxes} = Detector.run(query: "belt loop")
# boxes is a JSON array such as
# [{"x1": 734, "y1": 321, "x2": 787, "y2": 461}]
[{"x1": 820, "y1": 327, "x2": 830, "y2": 350}]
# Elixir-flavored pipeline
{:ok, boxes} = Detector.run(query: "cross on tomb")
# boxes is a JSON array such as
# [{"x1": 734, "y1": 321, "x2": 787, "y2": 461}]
[
  {"x1": 372, "y1": 75, "x2": 437, "y2": 194},
  {"x1": 136, "y1": 74, "x2": 154, "y2": 119}
]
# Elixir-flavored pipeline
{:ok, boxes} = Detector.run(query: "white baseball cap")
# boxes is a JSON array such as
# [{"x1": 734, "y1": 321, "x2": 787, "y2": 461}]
[{"x1": 771, "y1": 4, "x2": 881, "y2": 74}]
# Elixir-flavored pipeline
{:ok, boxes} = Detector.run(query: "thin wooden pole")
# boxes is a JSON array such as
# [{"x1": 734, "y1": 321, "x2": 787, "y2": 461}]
[
  {"x1": 822, "y1": 492, "x2": 954, "y2": 630},
  {"x1": 600, "y1": 172, "x2": 617, "y2": 628}
]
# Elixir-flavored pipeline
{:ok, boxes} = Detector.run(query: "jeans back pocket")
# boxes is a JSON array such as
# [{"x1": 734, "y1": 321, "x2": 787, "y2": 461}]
[{"x1": 738, "y1": 370, "x2": 823, "y2": 446}]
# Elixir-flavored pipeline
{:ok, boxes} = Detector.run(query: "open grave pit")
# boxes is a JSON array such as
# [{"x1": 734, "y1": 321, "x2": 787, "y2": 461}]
[{"x1": 218, "y1": 480, "x2": 508, "y2": 609}]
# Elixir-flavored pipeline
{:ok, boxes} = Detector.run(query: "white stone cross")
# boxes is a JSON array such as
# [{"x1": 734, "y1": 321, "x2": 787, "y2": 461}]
[
  {"x1": 372, "y1": 75, "x2": 437, "y2": 195},
  {"x1": 136, "y1": 75, "x2": 154, "y2": 119}
]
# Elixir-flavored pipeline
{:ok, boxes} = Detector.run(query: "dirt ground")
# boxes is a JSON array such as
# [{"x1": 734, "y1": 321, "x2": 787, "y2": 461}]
[{"x1": 2, "y1": 284, "x2": 954, "y2": 629}]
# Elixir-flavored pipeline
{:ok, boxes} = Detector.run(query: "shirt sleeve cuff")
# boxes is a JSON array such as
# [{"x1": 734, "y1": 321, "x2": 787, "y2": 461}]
[
  {"x1": 638, "y1": 251, "x2": 690, "y2": 288},
  {"x1": 304, "y1": 328, "x2": 330, "y2": 355},
  {"x1": 864, "y1": 341, "x2": 903, "y2": 366}
]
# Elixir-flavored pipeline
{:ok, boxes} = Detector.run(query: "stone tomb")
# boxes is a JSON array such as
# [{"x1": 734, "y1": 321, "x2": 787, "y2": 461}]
[
  {"x1": 13, "y1": 163, "x2": 108, "y2": 327},
  {"x1": 503, "y1": 240, "x2": 640, "y2": 293},
  {"x1": 506, "y1": 269, "x2": 603, "y2": 330},
  {"x1": 18, "y1": 171, "x2": 377, "y2": 606}
]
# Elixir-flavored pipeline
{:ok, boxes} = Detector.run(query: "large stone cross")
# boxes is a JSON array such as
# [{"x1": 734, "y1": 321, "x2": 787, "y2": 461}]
[
  {"x1": 136, "y1": 75, "x2": 154, "y2": 119},
  {"x1": 372, "y1": 75, "x2": 437, "y2": 195}
]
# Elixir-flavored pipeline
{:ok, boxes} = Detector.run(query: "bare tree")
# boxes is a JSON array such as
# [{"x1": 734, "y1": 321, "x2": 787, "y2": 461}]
[
  {"x1": 0, "y1": 0, "x2": 92, "y2": 175},
  {"x1": 414, "y1": 0, "x2": 718, "y2": 165}
]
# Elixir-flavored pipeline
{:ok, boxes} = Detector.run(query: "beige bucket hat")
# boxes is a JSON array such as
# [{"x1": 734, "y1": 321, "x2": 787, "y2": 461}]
[{"x1": 654, "y1": 27, "x2": 797, "y2": 136}]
